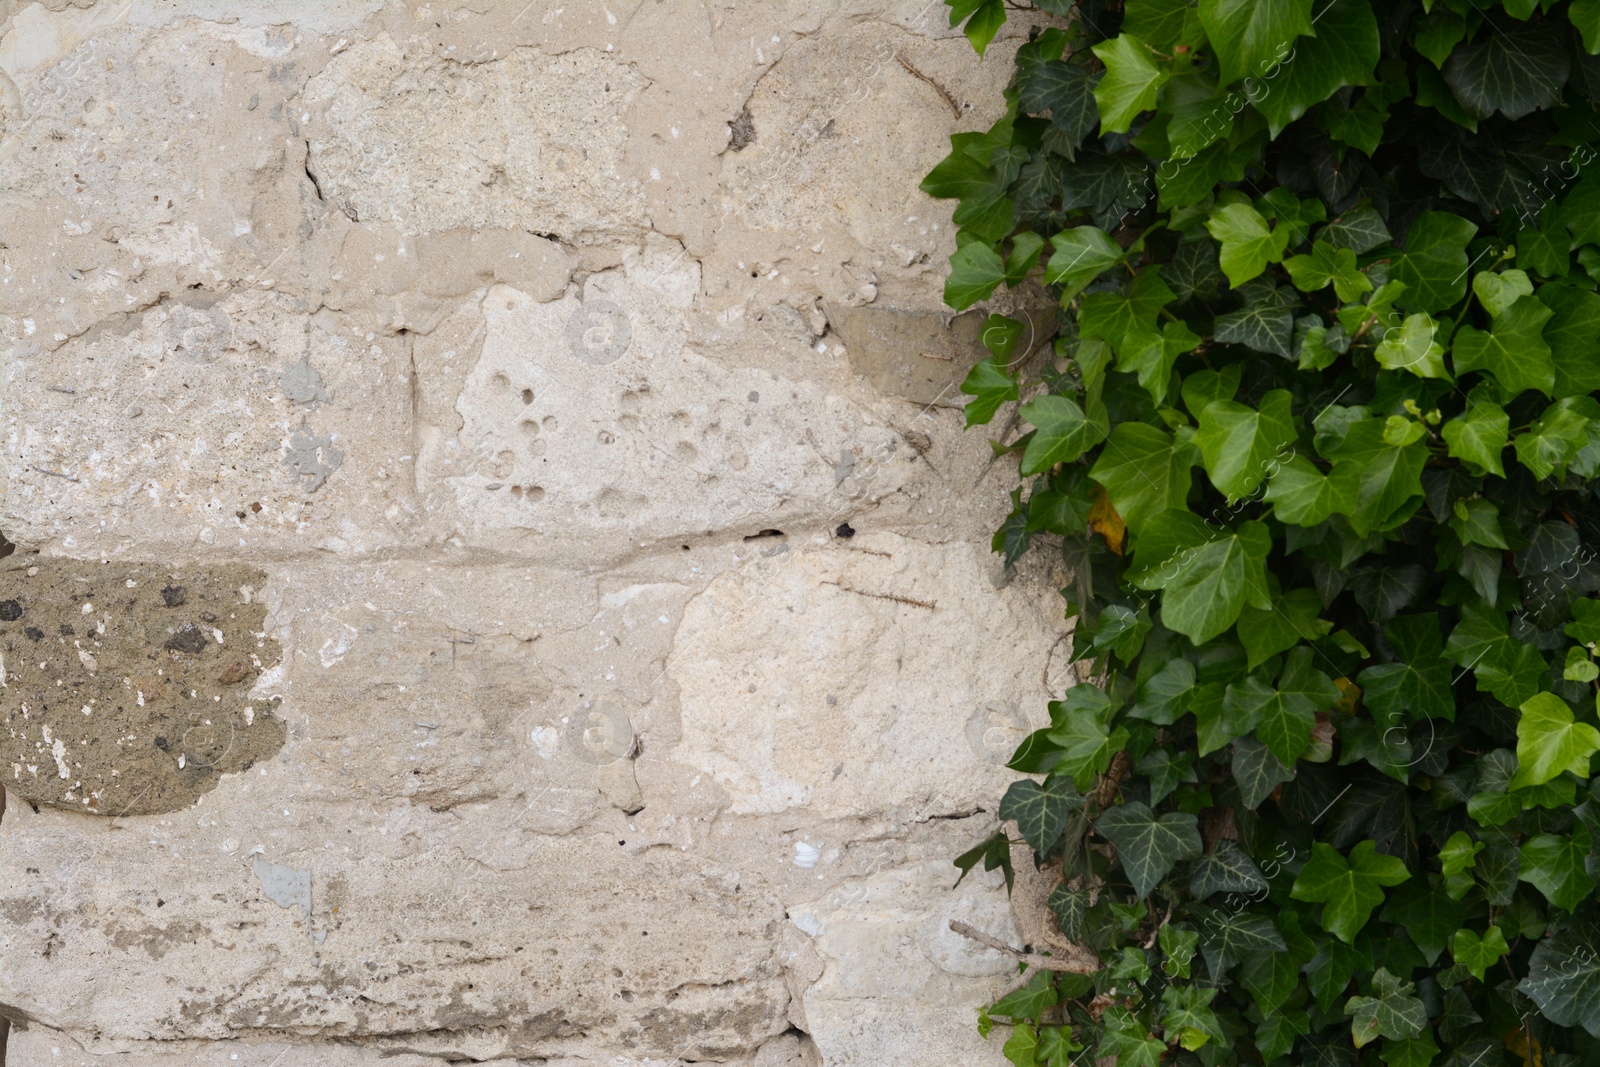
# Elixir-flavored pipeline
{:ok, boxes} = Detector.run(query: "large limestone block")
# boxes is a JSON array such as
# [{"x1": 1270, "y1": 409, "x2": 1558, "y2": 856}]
[
  {"x1": 420, "y1": 237, "x2": 917, "y2": 554},
  {"x1": 0, "y1": 17, "x2": 329, "y2": 345},
  {"x1": 708, "y1": 20, "x2": 1025, "y2": 309},
  {"x1": 303, "y1": 34, "x2": 648, "y2": 242},
  {"x1": 249, "y1": 558, "x2": 697, "y2": 835},
  {"x1": 790, "y1": 858, "x2": 1017, "y2": 1067},
  {"x1": 2, "y1": 292, "x2": 414, "y2": 557},
  {"x1": 0, "y1": 804, "x2": 791, "y2": 1062},
  {"x1": 669, "y1": 533, "x2": 1070, "y2": 819}
]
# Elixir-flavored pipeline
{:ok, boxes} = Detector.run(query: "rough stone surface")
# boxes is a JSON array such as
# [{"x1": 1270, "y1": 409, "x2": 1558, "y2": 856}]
[
  {"x1": 0, "y1": 559, "x2": 285, "y2": 815},
  {"x1": 0, "y1": 2, "x2": 1071, "y2": 1064}
]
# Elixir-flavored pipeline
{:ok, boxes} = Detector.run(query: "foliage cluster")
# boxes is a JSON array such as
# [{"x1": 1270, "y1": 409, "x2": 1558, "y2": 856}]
[{"x1": 928, "y1": 0, "x2": 1600, "y2": 1063}]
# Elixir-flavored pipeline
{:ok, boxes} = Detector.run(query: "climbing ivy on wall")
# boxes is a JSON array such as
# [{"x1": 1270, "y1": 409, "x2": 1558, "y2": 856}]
[{"x1": 928, "y1": 0, "x2": 1600, "y2": 1064}]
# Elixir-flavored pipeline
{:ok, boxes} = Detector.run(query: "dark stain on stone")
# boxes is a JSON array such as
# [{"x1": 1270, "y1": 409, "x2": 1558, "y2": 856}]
[
  {"x1": 163, "y1": 625, "x2": 210, "y2": 654},
  {"x1": 0, "y1": 560, "x2": 285, "y2": 816},
  {"x1": 0, "y1": 600, "x2": 20, "y2": 621}
]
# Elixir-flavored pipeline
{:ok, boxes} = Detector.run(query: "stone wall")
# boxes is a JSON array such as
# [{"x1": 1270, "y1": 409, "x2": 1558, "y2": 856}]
[{"x1": 0, "y1": 2, "x2": 1074, "y2": 1064}]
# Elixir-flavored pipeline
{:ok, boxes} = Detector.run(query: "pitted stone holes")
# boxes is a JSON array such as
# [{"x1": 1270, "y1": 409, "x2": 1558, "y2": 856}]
[
  {"x1": 566, "y1": 297, "x2": 632, "y2": 365},
  {"x1": 564, "y1": 700, "x2": 635, "y2": 765}
]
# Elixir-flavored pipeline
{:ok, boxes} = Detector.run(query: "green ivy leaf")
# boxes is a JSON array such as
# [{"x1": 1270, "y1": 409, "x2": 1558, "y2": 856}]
[
  {"x1": 1194, "y1": 390, "x2": 1297, "y2": 502},
  {"x1": 1344, "y1": 967, "x2": 1427, "y2": 1047},
  {"x1": 1575, "y1": 0, "x2": 1600, "y2": 54},
  {"x1": 1233, "y1": 734, "x2": 1296, "y2": 808},
  {"x1": 1292, "y1": 840, "x2": 1412, "y2": 943},
  {"x1": 1197, "y1": 0, "x2": 1315, "y2": 86},
  {"x1": 1206, "y1": 202, "x2": 1292, "y2": 286},
  {"x1": 1472, "y1": 268, "x2": 1533, "y2": 317},
  {"x1": 1380, "y1": 1030, "x2": 1441, "y2": 1067},
  {"x1": 1374, "y1": 312, "x2": 1448, "y2": 379},
  {"x1": 1511, "y1": 691, "x2": 1600, "y2": 790},
  {"x1": 1236, "y1": 587, "x2": 1327, "y2": 668},
  {"x1": 1092, "y1": 34, "x2": 1170, "y2": 134},
  {"x1": 1392, "y1": 211, "x2": 1477, "y2": 312},
  {"x1": 991, "y1": 970, "x2": 1058, "y2": 1021},
  {"x1": 1018, "y1": 395, "x2": 1108, "y2": 475},
  {"x1": 1129, "y1": 658, "x2": 1198, "y2": 724},
  {"x1": 1264, "y1": 454, "x2": 1359, "y2": 526},
  {"x1": 1286, "y1": 239, "x2": 1374, "y2": 302},
  {"x1": 947, "y1": 0, "x2": 1007, "y2": 57},
  {"x1": 1044, "y1": 226, "x2": 1123, "y2": 290},
  {"x1": 1117, "y1": 320, "x2": 1202, "y2": 403},
  {"x1": 943, "y1": 240, "x2": 1006, "y2": 310},
  {"x1": 1449, "y1": 925, "x2": 1509, "y2": 980},
  {"x1": 954, "y1": 829, "x2": 1014, "y2": 892},
  {"x1": 1358, "y1": 613, "x2": 1455, "y2": 722},
  {"x1": 1381, "y1": 877, "x2": 1466, "y2": 965},
  {"x1": 1518, "y1": 829, "x2": 1597, "y2": 911},
  {"x1": 960, "y1": 356, "x2": 1018, "y2": 428},
  {"x1": 1046, "y1": 694, "x2": 1131, "y2": 792},
  {"x1": 1214, "y1": 301, "x2": 1296, "y2": 358},
  {"x1": 1097, "y1": 1005, "x2": 1166, "y2": 1067},
  {"x1": 1089, "y1": 422, "x2": 1196, "y2": 534},
  {"x1": 998, "y1": 776, "x2": 1083, "y2": 856},
  {"x1": 1198, "y1": 906, "x2": 1288, "y2": 975},
  {"x1": 1138, "y1": 747, "x2": 1197, "y2": 805},
  {"x1": 1441, "y1": 393, "x2": 1509, "y2": 475},
  {"x1": 1452, "y1": 294, "x2": 1556, "y2": 399},
  {"x1": 1543, "y1": 286, "x2": 1600, "y2": 396},
  {"x1": 1515, "y1": 397, "x2": 1600, "y2": 481},
  {"x1": 1160, "y1": 983, "x2": 1225, "y2": 1049},
  {"x1": 1035, "y1": 1025, "x2": 1082, "y2": 1063},
  {"x1": 1095, "y1": 801, "x2": 1203, "y2": 897},
  {"x1": 1520, "y1": 915, "x2": 1600, "y2": 1036},
  {"x1": 1414, "y1": 10, "x2": 1467, "y2": 67},
  {"x1": 1252, "y1": 0, "x2": 1379, "y2": 134},
  {"x1": 1325, "y1": 419, "x2": 1428, "y2": 535},
  {"x1": 1226, "y1": 648, "x2": 1341, "y2": 764},
  {"x1": 1320, "y1": 204, "x2": 1392, "y2": 254},
  {"x1": 1001, "y1": 1020, "x2": 1038, "y2": 1067},
  {"x1": 1443, "y1": 25, "x2": 1570, "y2": 120},
  {"x1": 1048, "y1": 882, "x2": 1089, "y2": 941},
  {"x1": 1159, "y1": 922, "x2": 1200, "y2": 978},
  {"x1": 1189, "y1": 839, "x2": 1268, "y2": 899},
  {"x1": 1160, "y1": 521, "x2": 1273, "y2": 645}
]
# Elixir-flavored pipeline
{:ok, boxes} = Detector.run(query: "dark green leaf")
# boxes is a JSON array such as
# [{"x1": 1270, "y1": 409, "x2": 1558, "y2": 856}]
[
  {"x1": 999, "y1": 776, "x2": 1084, "y2": 855},
  {"x1": 1254, "y1": 0, "x2": 1380, "y2": 134},
  {"x1": 1344, "y1": 967, "x2": 1427, "y2": 1047},
  {"x1": 1095, "y1": 801, "x2": 1203, "y2": 897},
  {"x1": 1520, "y1": 914, "x2": 1600, "y2": 1036},
  {"x1": 1393, "y1": 211, "x2": 1477, "y2": 313},
  {"x1": 1234, "y1": 734, "x2": 1297, "y2": 808},
  {"x1": 1197, "y1": 0, "x2": 1315, "y2": 86},
  {"x1": 1443, "y1": 26, "x2": 1571, "y2": 120},
  {"x1": 1189, "y1": 839, "x2": 1269, "y2": 899}
]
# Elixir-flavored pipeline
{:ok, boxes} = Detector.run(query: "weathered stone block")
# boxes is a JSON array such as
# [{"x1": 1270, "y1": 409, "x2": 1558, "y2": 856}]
[
  {"x1": 304, "y1": 35, "x2": 648, "y2": 242},
  {"x1": 0, "y1": 559, "x2": 285, "y2": 815},
  {"x1": 2, "y1": 292, "x2": 414, "y2": 557},
  {"x1": 670, "y1": 533, "x2": 1068, "y2": 819},
  {"x1": 419, "y1": 238, "x2": 919, "y2": 554}
]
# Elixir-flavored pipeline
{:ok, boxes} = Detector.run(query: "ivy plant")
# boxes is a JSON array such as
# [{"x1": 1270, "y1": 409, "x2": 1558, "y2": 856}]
[{"x1": 931, "y1": 1, "x2": 1600, "y2": 1064}]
